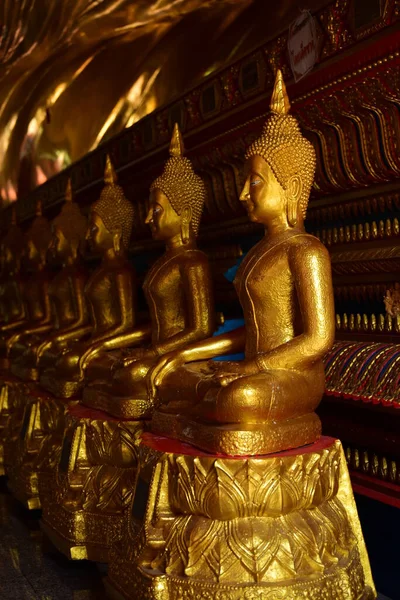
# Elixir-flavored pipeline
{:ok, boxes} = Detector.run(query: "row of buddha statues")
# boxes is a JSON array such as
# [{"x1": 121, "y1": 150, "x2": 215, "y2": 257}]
[{"x1": 0, "y1": 71, "x2": 375, "y2": 599}]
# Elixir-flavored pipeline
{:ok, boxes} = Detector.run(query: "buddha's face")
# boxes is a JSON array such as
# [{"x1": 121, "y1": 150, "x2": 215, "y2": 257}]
[
  {"x1": 240, "y1": 156, "x2": 286, "y2": 224},
  {"x1": 86, "y1": 212, "x2": 113, "y2": 254},
  {"x1": 48, "y1": 226, "x2": 70, "y2": 262},
  {"x1": 146, "y1": 189, "x2": 181, "y2": 241}
]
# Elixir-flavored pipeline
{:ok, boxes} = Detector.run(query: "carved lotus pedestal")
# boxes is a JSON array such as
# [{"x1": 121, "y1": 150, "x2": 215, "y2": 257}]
[
  {"x1": 0, "y1": 376, "x2": 31, "y2": 478},
  {"x1": 6, "y1": 386, "x2": 69, "y2": 510},
  {"x1": 107, "y1": 434, "x2": 375, "y2": 600},
  {"x1": 40, "y1": 404, "x2": 145, "y2": 562},
  {"x1": 0, "y1": 375, "x2": 16, "y2": 475}
]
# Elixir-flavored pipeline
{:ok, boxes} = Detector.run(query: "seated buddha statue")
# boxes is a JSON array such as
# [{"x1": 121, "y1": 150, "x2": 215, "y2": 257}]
[
  {"x1": 0, "y1": 210, "x2": 26, "y2": 341},
  {"x1": 81, "y1": 123, "x2": 215, "y2": 420},
  {"x1": 10, "y1": 181, "x2": 89, "y2": 381},
  {"x1": 39, "y1": 156, "x2": 136, "y2": 398},
  {"x1": 150, "y1": 71, "x2": 335, "y2": 456},
  {"x1": 0, "y1": 203, "x2": 53, "y2": 366}
]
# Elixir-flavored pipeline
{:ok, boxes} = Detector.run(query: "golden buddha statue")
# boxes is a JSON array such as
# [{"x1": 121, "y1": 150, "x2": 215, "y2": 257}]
[
  {"x1": 40, "y1": 156, "x2": 136, "y2": 398},
  {"x1": 81, "y1": 123, "x2": 215, "y2": 419},
  {"x1": 0, "y1": 203, "x2": 53, "y2": 369},
  {"x1": 10, "y1": 181, "x2": 89, "y2": 382},
  {"x1": 106, "y1": 73, "x2": 374, "y2": 600},
  {"x1": 151, "y1": 71, "x2": 336, "y2": 456},
  {"x1": 0, "y1": 210, "x2": 26, "y2": 341}
]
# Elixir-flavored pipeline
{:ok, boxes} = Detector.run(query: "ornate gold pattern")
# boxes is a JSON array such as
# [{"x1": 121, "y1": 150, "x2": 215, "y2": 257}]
[
  {"x1": 325, "y1": 340, "x2": 400, "y2": 406},
  {"x1": 335, "y1": 312, "x2": 400, "y2": 334},
  {"x1": 107, "y1": 436, "x2": 375, "y2": 600},
  {"x1": 314, "y1": 217, "x2": 400, "y2": 246},
  {"x1": 40, "y1": 408, "x2": 143, "y2": 562},
  {"x1": 344, "y1": 444, "x2": 400, "y2": 486}
]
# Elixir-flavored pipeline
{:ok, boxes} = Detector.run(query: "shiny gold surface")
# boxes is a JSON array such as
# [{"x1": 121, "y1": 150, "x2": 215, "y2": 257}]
[
  {"x1": 0, "y1": 182, "x2": 89, "y2": 506},
  {"x1": 40, "y1": 155, "x2": 136, "y2": 398},
  {"x1": 82, "y1": 124, "x2": 215, "y2": 419},
  {"x1": 0, "y1": 0, "x2": 331, "y2": 204},
  {"x1": 0, "y1": 211, "x2": 26, "y2": 346},
  {"x1": 107, "y1": 436, "x2": 375, "y2": 599},
  {"x1": 0, "y1": 203, "x2": 53, "y2": 376},
  {"x1": 151, "y1": 71, "x2": 335, "y2": 456},
  {"x1": 40, "y1": 407, "x2": 143, "y2": 562}
]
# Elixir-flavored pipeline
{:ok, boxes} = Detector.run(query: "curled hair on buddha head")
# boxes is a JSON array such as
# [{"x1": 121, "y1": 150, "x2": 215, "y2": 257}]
[
  {"x1": 245, "y1": 69, "x2": 316, "y2": 220},
  {"x1": 91, "y1": 155, "x2": 134, "y2": 251},
  {"x1": 52, "y1": 179, "x2": 87, "y2": 252},
  {"x1": 150, "y1": 123, "x2": 207, "y2": 237},
  {"x1": 26, "y1": 199, "x2": 52, "y2": 257}
]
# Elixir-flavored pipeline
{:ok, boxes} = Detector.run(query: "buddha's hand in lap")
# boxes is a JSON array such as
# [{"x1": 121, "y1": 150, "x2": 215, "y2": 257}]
[
  {"x1": 79, "y1": 346, "x2": 102, "y2": 374},
  {"x1": 116, "y1": 347, "x2": 157, "y2": 372},
  {"x1": 209, "y1": 360, "x2": 258, "y2": 387},
  {"x1": 147, "y1": 350, "x2": 186, "y2": 401},
  {"x1": 36, "y1": 340, "x2": 52, "y2": 363}
]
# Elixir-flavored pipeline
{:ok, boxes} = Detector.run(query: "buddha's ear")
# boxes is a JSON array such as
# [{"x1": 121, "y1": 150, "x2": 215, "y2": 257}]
[
  {"x1": 181, "y1": 206, "x2": 193, "y2": 244},
  {"x1": 113, "y1": 231, "x2": 122, "y2": 255},
  {"x1": 286, "y1": 175, "x2": 302, "y2": 227}
]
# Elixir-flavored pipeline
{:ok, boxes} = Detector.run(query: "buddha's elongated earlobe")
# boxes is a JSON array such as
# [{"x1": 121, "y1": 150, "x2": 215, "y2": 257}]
[
  {"x1": 181, "y1": 206, "x2": 192, "y2": 244},
  {"x1": 286, "y1": 175, "x2": 303, "y2": 227},
  {"x1": 287, "y1": 195, "x2": 297, "y2": 227},
  {"x1": 113, "y1": 231, "x2": 122, "y2": 255}
]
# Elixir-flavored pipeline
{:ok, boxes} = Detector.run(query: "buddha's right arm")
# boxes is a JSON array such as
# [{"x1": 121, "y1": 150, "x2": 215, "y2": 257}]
[
  {"x1": 165, "y1": 326, "x2": 245, "y2": 364},
  {"x1": 150, "y1": 326, "x2": 245, "y2": 393},
  {"x1": 0, "y1": 319, "x2": 26, "y2": 332},
  {"x1": 50, "y1": 325, "x2": 92, "y2": 343},
  {"x1": 95, "y1": 324, "x2": 152, "y2": 352}
]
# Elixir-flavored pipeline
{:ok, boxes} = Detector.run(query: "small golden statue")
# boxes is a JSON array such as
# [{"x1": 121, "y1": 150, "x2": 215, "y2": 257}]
[
  {"x1": 0, "y1": 211, "x2": 25, "y2": 345},
  {"x1": 40, "y1": 156, "x2": 136, "y2": 398},
  {"x1": 106, "y1": 71, "x2": 375, "y2": 600},
  {"x1": 0, "y1": 204, "x2": 52, "y2": 369},
  {"x1": 10, "y1": 183, "x2": 88, "y2": 382},
  {"x1": 39, "y1": 125, "x2": 215, "y2": 561},
  {"x1": 36, "y1": 180, "x2": 89, "y2": 370},
  {"x1": 3, "y1": 183, "x2": 89, "y2": 506},
  {"x1": 151, "y1": 70, "x2": 335, "y2": 456},
  {"x1": 81, "y1": 123, "x2": 215, "y2": 419}
]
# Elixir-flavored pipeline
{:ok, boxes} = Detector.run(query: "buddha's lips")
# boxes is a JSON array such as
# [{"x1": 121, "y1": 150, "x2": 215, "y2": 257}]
[{"x1": 244, "y1": 200, "x2": 255, "y2": 213}]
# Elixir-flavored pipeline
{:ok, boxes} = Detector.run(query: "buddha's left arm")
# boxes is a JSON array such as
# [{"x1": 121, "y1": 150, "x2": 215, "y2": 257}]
[
  {"x1": 151, "y1": 258, "x2": 216, "y2": 356},
  {"x1": 85, "y1": 270, "x2": 136, "y2": 348},
  {"x1": 35, "y1": 280, "x2": 53, "y2": 326},
  {"x1": 57, "y1": 275, "x2": 89, "y2": 335},
  {"x1": 256, "y1": 241, "x2": 335, "y2": 372}
]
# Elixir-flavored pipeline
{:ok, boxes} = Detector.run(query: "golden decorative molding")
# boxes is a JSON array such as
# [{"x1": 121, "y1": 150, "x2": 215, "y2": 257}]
[{"x1": 335, "y1": 312, "x2": 400, "y2": 334}]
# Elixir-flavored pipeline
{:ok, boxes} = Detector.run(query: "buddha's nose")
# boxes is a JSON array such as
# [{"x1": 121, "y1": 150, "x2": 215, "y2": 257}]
[{"x1": 239, "y1": 185, "x2": 250, "y2": 203}]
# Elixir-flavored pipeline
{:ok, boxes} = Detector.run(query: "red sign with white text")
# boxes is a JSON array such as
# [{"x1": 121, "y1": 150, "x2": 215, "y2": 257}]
[{"x1": 288, "y1": 11, "x2": 319, "y2": 81}]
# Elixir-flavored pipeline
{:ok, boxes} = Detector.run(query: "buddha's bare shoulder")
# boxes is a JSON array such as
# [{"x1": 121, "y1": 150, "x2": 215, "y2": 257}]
[
  {"x1": 288, "y1": 233, "x2": 330, "y2": 262},
  {"x1": 177, "y1": 248, "x2": 210, "y2": 269}
]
